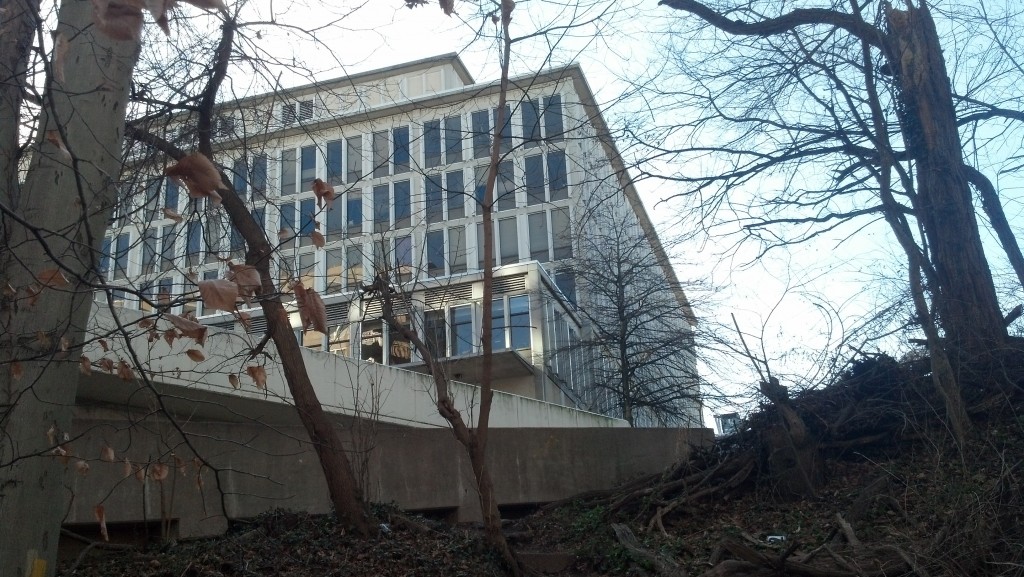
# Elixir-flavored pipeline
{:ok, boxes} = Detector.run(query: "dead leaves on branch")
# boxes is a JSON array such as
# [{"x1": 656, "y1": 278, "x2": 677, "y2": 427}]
[
  {"x1": 197, "y1": 278, "x2": 238, "y2": 313},
  {"x1": 165, "y1": 153, "x2": 223, "y2": 205},
  {"x1": 90, "y1": 0, "x2": 226, "y2": 42},
  {"x1": 293, "y1": 282, "x2": 327, "y2": 334}
]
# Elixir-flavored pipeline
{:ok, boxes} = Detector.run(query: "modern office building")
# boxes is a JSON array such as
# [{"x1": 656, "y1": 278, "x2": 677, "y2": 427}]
[{"x1": 101, "y1": 54, "x2": 700, "y2": 426}]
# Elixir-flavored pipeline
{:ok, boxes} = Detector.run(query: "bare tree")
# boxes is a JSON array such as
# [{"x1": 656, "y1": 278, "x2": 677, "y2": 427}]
[
  {"x1": 565, "y1": 197, "x2": 700, "y2": 426},
  {"x1": 632, "y1": 0, "x2": 1024, "y2": 439}
]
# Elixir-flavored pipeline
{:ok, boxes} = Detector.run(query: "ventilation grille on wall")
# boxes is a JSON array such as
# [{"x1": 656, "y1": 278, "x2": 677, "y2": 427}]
[
  {"x1": 493, "y1": 274, "x2": 526, "y2": 295},
  {"x1": 424, "y1": 284, "x2": 473, "y2": 308},
  {"x1": 326, "y1": 301, "x2": 348, "y2": 326}
]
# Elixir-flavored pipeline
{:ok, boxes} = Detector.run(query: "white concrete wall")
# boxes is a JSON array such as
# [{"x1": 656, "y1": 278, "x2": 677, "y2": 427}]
[{"x1": 85, "y1": 306, "x2": 626, "y2": 429}]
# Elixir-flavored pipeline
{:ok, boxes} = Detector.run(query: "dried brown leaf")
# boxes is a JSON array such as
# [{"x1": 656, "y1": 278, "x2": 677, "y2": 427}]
[
  {"x1": 101, "y1": 445, "x2": 116, "y2": 462},
  {"x1": 312, "y1": 178, "x2": 336, "y2": 208},
  {"x1": 99, "y1": 338, "x2": 110, "y2": 352},
  {"x1": 80, "y1": 355, "x2": 92, "y2": 376},
  {"x1": 75, "y1": 460, "x2": 90, "y2": 476},
  {"x1": 45, "y1": 130, "x2": 71, "y2": 160},
  {"x1": 227, "y1": 262, "x2": 260, "y2": 304},
  {"x1": 11, "y1": 361, "x2": 23, "y2": 381},
  {"x1": 185, "y1": 348, "x2": 205, "y2": 362},
  {"x1": 138, "y1": 317, "x2": 155, "y2": 329},
  {"x1": 236, "y1": 311, "x2": 251, "y2": 331},
  {"x1": 163, "y1": 328, "x2": 177, "y2": 346},
  {"x1": 198, "y1": 278, "x2": 238, "y2": 313},
  {"x1": 37, "y1": 268, "x2": 70, "y2": 288},
  {"x1": 164, "y1": 153, "x2": 223, "y2": 205},
  {"x1": 95, "y1": 504, "x2": 109, "y2": 541},
  {"x1": 166, "y1": 313, "x2": 207, "y2": 346},
  {"x1": 47, "y1": 424, "x2": 57, "y2": 445},
  {"x1": 122, "y1": 457, "x2": 132, "y2": 478},
  {"x1": 99, "y1": 358, "x2": 114, "y2": 373},
  {"x1": 162, "y1": 207, "x2": 184, "y2": 223},
  {"x1": 246, "y1": 365, "x2": 267, "y2": 390},
  {"x1": 149, "y1": 462, "x2": 169, "y2": 481},
  {"x1": 311, "y1": 230, "x2": 325, "y2": 249},
  {"x1": 228, "y1": 373, "x2": 240, "y2": 389},
  {"x1": 116, "y1": 360, "x2": 134, "y2": 381}
]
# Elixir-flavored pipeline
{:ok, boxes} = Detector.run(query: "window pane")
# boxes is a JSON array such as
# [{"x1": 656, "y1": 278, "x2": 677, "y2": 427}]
[
  {"x1": 300, "y1": 146, "x2": 316, "y2": 192},
  {"x1": 329, "y1": 324, "x2": 350, "y2": 357},
  {"x1": 446, "y1": 170, "x2": 464, "y2": 219},
  {"x1": 495, "y1": 104, "x2": 512, "y2": 153},
  {"x1": 444, "y1": 116, "x2": 462, "y2": 163},
  {"x1": 299, "y1": 198, "x2": 316, "y2": 246},
  {"x1": 395, "y1": 235, "x2": 412, "y2": 283},
  {"x1": 157, "y1": 278, "x2": 173, "y2": 307},
  {"x1": 525, "y1": 154, "x2": 545, "y2": 205},
  {"x1": 160, "y1": 225, "x2": 177, "y2": 271},
  {"x1": 252, "y1": 154, "x2": 267, "y2": 196},
  {"x1": 142, "y1": 228, "x2": 158, "y2": 275},
  {"x1": 346, "y1": 136, "x2": 362, "y2": 182},
  {"x1": 498, "y1": 217, "x2": 518, "y2": 265},
  {"x1": 393, "y1": 126, "x2": 410, "y2": 174},
  {"x1": 280, "y1": 149, "x2": 296, "y2": 195},
  {"x1": 164, "y1": 178, "x2": 179, "y2": 211},
  {"x1": 551, "y1": 207, "x2": 572, "y2": 259},
  {"x1": 394, "y1": 180, "x2": 411, "y2": 229},
  {"x1": 471, "y1": 110, "x2": 490, "y2": 159},
  {"x1": 426, "y1": 230, "x2": 444, "y2": 277},
  {"x1": 425, "y1": 175, "x2": 443, "y2": 224},
  {"x1": 448, "y1": 226, "x2": 467, "y2": 274},
  {"x1": 186, "y1": 222, "x2": 202, "y2": 267},
  {"x1": 528, "y1": 211, "x2": 549, "y2": 262},
  {"x1": 327, "y1": 140, "x2": 343, "y2": 184},
  {"x1": 491, "y1": 298, "x2": 506, "y2": 351},
  {"x1": 204, "y1": 213, "x2": 225, "y2": 262},
  {"x1": 451, "y1": 305, "x2": 473, "y2": 355},
  {"x1": 474, "y1": 165, "x2": 488, "y2": 208},
  {"x1": 232, "y1": 157, "x2": 247, "y2": 198},
  {"x1": 424, "y1": 120, "x2": 441, "y2": 168},
  {"x1": 372, "y1": 131, "x2": 389, "y2": 178},
  {"x1": 509, "y1": 295, "x2": 530, "y2": 348},
  {"x1": 548, "y1": 150, "x2": 568, "y2": 201},
  {"x1": 360, "y1": 320, "x2": 384, "y2": 363},
  {"x1": 388, "y1": 313, "x2": 412, "y2": 365},
  {"x1": 326, "y1": 249, "x2": 344, "y2": 293},
  {"x1": 346, "y1": 245, "x2": 362, "y2": 286},
  {"x1": 544, "y1": 94, "x2": 564, "y2": 141},
  {"x1": 496, "y1": 160, "x2": 515, "y2": 211},
  {"x1": 326, "y1": 201, "x2": 344, "y2": 241},
  {"x1": 114, "y1": 233, "x2": 130, "y2": 280},
  {"x1": 425, "y1": 310, "x2": 447, "y2": 358},
  {"x1": 298, "y1": 252, "x2": 315, "y2": 290},
  {"x1": 523, "y1": 98, "x2": 541, "y2": 147},
  {"x1": 279, "y1": 203, "x2": 295, "y2": 247},
  {"x1": 347, "y1": 189, "x2": 362, "y2": 235},
  {"x1": 373, "y1": 184, "x2": 389, "y2": 232},
  {"x1": 555, "y1": 271, "x2": 576, "y2": 305}
]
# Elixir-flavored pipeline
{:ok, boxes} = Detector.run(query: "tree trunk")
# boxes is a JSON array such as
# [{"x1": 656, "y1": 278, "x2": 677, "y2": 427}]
[
  {"x1": 0, "y1": 1, "x2": 139, "y2": 574},
  {"x1": 885, "y1": 3, "x2": 1007, "y2": 360}
]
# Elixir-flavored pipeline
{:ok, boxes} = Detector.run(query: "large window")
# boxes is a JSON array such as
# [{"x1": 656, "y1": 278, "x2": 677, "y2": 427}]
[
  {"x1": 185, "y1": 222, "x2": 202, "y2": 267},
  {"x1": 424, "y1": 120, "x2": 442, "y2": 168},
  {"x1": 388, "y1": 313, "x2": 412, "y2": 365},
  {"x1": 425, "y1": 310, "x2": 447, "y2": 359},
  {"x1": 446, "y1": 170, "x2": 465, "y2": 219},
  {"x1": 326, "y1": 140, "x2": 343, "y2": 184},
  {"x1": 232, "y1": 157, "x2": 247, "y2": 200},
  {"x1": 360, "y1": 320, "x2": 384, "y2": 363},
  {"x1": 448, "y1": 226, "x2": 467, "y2": 274},
  {"x1": 395, "y1": 235, "x2": 412, "y2": 283},
  {"x1": 164, "y1": 178, "x2": 180, "y2": 213},
  {"x1": 451, "y1": 305, "x2": 473, "y2": 355},
  {"x1": 494, "y1": 104, "x2": 512, "y2": 153},
  {"x1": 298, "y1": 198, "x2": 316, "y2": 247},
  {"x1": 373, "y1": 184, "x2": 389, "y2": 232},
  {"x1": 372, "y1": 131, "x2": 389, "y2": 178},
  {"x1": 523, "y1": 98, "x2": 541, "y2": 147},
  {"x1": 347, "y1": 189, "x2": 362, "y2": 235},
  {"x1": 394, "y1": 180, "x2": 411, "y2": 229},
  {"x1": 491, "y1": 298, "x2": 507, "y2": 351},
  {"x1": 280, "y1": 149, "x2": 296, "y2": 196},
  {"x1": 471, "y1": 110, "x2": 490, "y2": 159},
  {"x1": 326, "y1": 201, "x2": 344, "y2": 241},
  {"x1": 508, "y1": 295, "x2": 530, "y2": 348},
  {"x1": 160, "y1": 225, "x2": 177, "y2": 272},
  {"x1": 444, "y1": 116, "x2": 463, "y2": 163},
  {"x1": 113, "y1": 233, "x2": 130, "y2": 280},
  {"x1": 346, "y1": 136, "x2": 362, "y2": 182},
  {"x1": 498, "y1": 217, "x2": 519, "y2": 265},
  {"x1": 252, "y1": 154, "x2": 268, "y2": 196},
  {"x1": 528, "y1": 211, "x2": 549, "y2": 262},
  {"x1": 425, "y1": 175, "x2": 443, "y2": 224},
  {"x1": 279, "y1": 203, "x2": 296, "y2": 248},
  {"x1": 426, "y1": 230, "x2": 444, "y2": 278},
  {"x1": 326, "y1": 249, "x2": 344, "y2": 293},
  {"x1": 525, "y1": 154, "x2": 545, "y2": 205},
  {"x1": 346, "y1": 244, "x2": 362, "y2": 286},
  {"x1": 544, "y1": 94, "x2": 564, "y2": 141},
  {"x1": 300, "y1": 146, "x2": 316, "y2": 192},
  {"x1": 141, "y1": 228, "x2": 158, "y2": 275},
  {"x1": 551, "y1": 207, "x2": 572, "y2": 259},
  {"x1": 393, "y1": 126, "x2": 410, "y2": 174},
  {"x1": 548, "y1": 150, "x2": 568, "y2": 201},
  {"x1": 495, "y1": 160, "x2": 515, "y2": 211}
]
